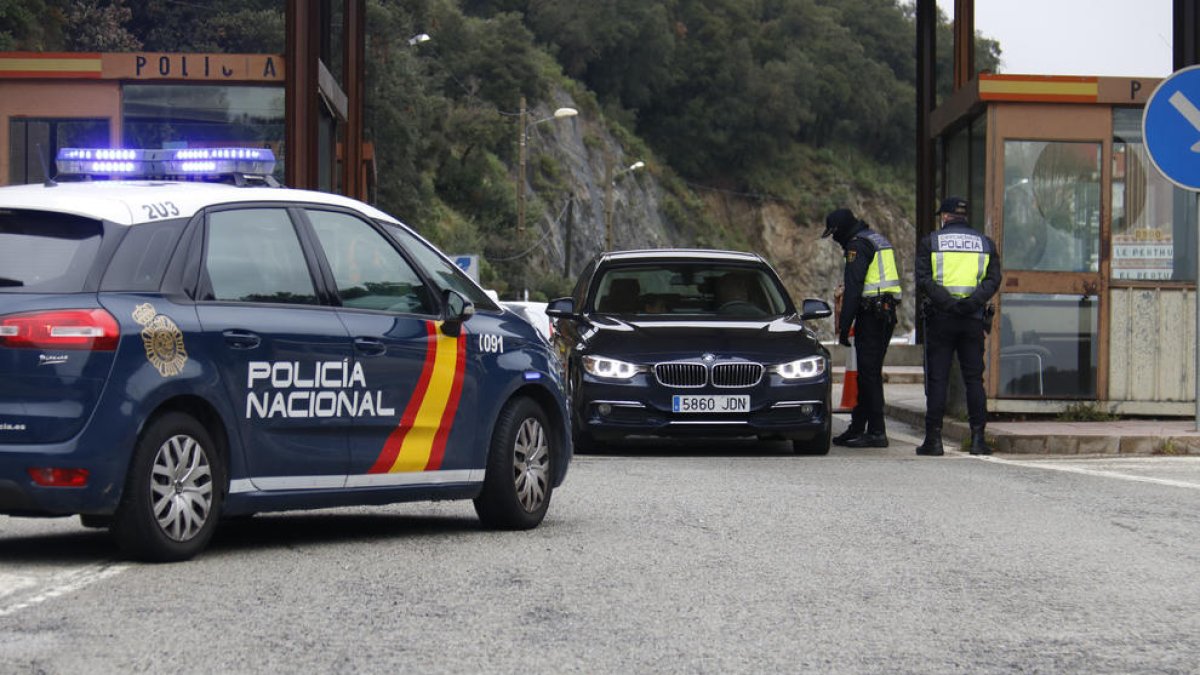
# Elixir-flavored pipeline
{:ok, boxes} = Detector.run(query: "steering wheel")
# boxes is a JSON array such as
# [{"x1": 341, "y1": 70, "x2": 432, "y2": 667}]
[{"x1": 718, "y1": 301, "x2": 765, "y2": 316}]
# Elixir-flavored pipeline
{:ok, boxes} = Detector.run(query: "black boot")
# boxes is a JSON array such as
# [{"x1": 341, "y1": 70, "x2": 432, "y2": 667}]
[
  {"x1": 969, "y1": 426, "x2": 992, "y2": 455},
  {"x1": 844, "y1": 428, "x2": 888, "y2": 448},
  {"x1": 832, "y1": 427, "x2": 865, "y2": 446},
  {"x1": 916, "y1": 427, "x2": 943, "y2": 456}
]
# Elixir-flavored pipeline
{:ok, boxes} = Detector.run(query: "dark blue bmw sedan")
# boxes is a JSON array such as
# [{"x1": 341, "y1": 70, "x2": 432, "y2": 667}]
[{"x1": 547, "y1": 249, "x2": 833, "y2": 454}]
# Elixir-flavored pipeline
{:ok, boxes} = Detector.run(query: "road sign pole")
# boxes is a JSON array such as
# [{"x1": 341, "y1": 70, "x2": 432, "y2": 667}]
[{"x1": 1142, "y1": 66, "x2": 1200, "y2": 429}]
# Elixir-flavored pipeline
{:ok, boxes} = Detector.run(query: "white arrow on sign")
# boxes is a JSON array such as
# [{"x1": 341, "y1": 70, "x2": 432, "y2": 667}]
[{"x1": 1168, "y1": 90, "x2": 1200, "y2": 152}]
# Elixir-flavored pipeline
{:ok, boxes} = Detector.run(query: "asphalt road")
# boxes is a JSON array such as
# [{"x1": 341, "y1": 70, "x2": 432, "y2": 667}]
[{"x1": 2, "y1": 419, "x2": 1199, "y2": 673}]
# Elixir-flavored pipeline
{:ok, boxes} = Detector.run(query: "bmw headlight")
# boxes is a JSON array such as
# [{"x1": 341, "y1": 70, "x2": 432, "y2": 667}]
[
  {"x1": 772, "y1": 355, "x2": 826, "y2": 380},
  {"x1": 583, "y1": 355, "x2": 642, "y2": 380}
]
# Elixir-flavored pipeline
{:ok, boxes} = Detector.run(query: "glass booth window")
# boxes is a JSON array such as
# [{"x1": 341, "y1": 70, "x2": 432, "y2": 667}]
[
  {"x1": 1112, "y1": 108, "x2": 1197, "y2": 282},
  {"x1": 998, "y1": 293, "x2": 1098, "y2": 398},
  {"x1": 1002, "y1": 141, "x2": 1101, "y2": 273},
  {"x1": 9, "y1": 118, "x2": 109, "y2": 185},
  {"x1": 122, "y1": 84, "x2": 284, "y2": 180}
]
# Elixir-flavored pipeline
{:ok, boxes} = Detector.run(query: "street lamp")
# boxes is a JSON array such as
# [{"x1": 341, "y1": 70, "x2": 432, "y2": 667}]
[
  {"x1": 407, "y1": 33, "x2": 431, "y2": 46},
  {"x1": 517, "y1": 96, "x2": 578, "y2": 233},
  {"x1": 604, "y1": 159, "x2": 645, "y2": 251}
]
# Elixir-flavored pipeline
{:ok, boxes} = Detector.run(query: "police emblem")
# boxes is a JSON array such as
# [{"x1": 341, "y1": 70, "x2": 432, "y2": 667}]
[
  {"x1": 846, "y1": 251, "x2": 857, "y2": 262},
  {"x1": 133, "y1": 303, "x2": 188, "y2": 377}
]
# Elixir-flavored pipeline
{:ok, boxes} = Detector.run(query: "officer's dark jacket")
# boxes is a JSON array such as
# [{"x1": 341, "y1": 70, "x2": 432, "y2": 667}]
[
  {"x1": 833, "y1": 220, "x2": 898, "y2": 338},
  {"x1": 915, "y1": 218, "x2": 1002, "y2": 317}
]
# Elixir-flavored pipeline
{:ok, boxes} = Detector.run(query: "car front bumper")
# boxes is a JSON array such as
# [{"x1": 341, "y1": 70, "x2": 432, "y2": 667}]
[{"x1": 576, "y1": 373, "x2": 830, "y2": 441}]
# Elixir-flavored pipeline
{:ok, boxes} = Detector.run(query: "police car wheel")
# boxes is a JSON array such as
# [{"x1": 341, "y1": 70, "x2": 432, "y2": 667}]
[
  {"x1": 112, "y1": 412, "x2": 225, "y2": 562},
  {"x1": 474, "y1": 397, "x2": 553, "y2": 529}
]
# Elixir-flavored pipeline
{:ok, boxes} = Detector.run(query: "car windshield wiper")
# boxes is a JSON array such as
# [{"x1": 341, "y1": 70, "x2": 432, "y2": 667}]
[{"x1": 0, "y1": 277, "x2": 24, "y2": 287}]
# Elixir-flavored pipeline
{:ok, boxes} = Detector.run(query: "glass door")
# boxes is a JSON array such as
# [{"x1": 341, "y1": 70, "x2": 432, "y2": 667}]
[{"x1": 990, "y1": 106, "x2": 1110, "y2": 399}]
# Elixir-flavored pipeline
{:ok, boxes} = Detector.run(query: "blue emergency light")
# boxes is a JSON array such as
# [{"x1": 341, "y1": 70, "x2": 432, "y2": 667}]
[
  {"x1": 56, "y1": 148, "x2": 149, "y2": 176},
  {"x1": 55, "y1": 147, "x2": 277, "y2": 180}
]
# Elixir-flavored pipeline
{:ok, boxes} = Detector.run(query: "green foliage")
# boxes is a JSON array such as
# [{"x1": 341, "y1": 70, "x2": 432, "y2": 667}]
[
  {"x1": 0, "y1": 0, "x2": 1001, "y2": 296},
  {"x1": 0, "y1": 0, "x2": 52, "y2": 49},
  {"x1": 1056, "y1": 402, "x2": 1119, "y2": 422}
]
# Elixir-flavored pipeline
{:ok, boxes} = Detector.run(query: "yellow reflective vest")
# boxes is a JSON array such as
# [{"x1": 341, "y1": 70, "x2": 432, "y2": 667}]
[
  {"x1": 856, "y1": 231, "x2": 901, "y2": 297},
  {"x1": 930, "y1": 228, "x2": 993, "y2": 297}
]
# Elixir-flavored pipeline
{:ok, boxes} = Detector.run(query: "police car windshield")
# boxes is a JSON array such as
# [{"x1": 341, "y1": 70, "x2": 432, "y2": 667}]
[{"x1": 0, "y1": 211, "x2": 104, "y2": 293}]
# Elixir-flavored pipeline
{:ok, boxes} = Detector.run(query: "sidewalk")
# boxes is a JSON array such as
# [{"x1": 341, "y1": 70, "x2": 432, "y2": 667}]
[{"x1": 866, "y1": 380, "x2": 1200, "y2": 456}]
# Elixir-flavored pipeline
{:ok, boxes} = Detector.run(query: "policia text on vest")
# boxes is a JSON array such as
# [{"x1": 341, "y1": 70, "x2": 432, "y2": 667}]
[
  {"x1": 822, "y1": 208, "x2": 901, "y2": 449},
  {"x1": 914, "y1": 196, "x2": 1002, "y2": 457}
]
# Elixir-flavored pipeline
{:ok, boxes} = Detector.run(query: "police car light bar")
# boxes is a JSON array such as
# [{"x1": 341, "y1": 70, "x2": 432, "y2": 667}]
[
  {"x1": 55, "y1": 147, "x2": 277, "y2": 180},
  {"x1": 56, "y1": 148, "x2": 148, "y2": 176},
  {"x1": 160, "y1": 148, "x2": 275, "y2": 176}
]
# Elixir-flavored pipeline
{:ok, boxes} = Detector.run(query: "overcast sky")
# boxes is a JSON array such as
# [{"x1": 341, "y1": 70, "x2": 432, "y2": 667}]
[{"x1": 938, "y1": 0, "x2": 1173, "y2": 77}]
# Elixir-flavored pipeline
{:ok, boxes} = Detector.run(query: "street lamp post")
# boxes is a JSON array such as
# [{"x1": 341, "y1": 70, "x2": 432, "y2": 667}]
[
  {"x1": 604, "y1": 158, "x2": 645, "y2": 251},
  {"x1": 516, "y1": 97, "x2": 577, "y2": 233}
]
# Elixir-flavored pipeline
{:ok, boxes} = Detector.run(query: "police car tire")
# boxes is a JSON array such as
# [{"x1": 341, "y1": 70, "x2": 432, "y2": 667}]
[
  {"x1": 112, "y1": 412, "x2": 225, "y2": 562},
  {"x1": 474, "y1": 397, "x2": 553, "y2": 530},
  {"x1": 792, "y1": 407, "x2": 832, "y2": 455}
]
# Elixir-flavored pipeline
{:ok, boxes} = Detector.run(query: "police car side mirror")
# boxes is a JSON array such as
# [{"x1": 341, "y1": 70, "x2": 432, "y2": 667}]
[
  {"x1": 544, "y1": 297, "x2": 577, "y2": 319},
  {"x1": 800, "y1": 298, "x2": 833, "y2": 321},
  {"x1": 441, "y1": 289, "x2": 475, "y2": 336}
]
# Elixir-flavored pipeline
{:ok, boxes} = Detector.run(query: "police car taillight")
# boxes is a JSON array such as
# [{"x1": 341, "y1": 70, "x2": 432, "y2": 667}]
[
  {"x1": 27, "y1": 467, "x2": 89, "y2": 488},
  {"x1": 0, "y1": 309, "x2": 119, "y2": 351}
]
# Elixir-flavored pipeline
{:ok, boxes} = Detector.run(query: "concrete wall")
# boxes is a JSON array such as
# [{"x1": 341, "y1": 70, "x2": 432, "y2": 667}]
[{"x1": 1108, "y1": 287, "x2": 1196, "y2": 403}]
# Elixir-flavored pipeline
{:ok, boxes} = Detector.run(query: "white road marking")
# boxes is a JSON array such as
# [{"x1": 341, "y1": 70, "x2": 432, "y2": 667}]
[
  {"x1": 0, "y1": 563, "x2": 129, "y2": 617},
  {"x1": 979, "y1": 455, "x2": 1200, "y2": 491}
]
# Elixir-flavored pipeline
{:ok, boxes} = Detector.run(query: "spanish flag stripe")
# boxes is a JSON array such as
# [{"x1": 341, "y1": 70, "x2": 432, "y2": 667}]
[
  {"x1": 978, "y1": 77, "x2": 1098, "y2": 100},
  {"x1": 0, "y1": 56, "x2": 103, "y2": 76},
  {"x1": 387, "y1": 327, "x2": 461, "y2": 472},
  {"x1": 368, "y1": 321, "x2": 437, "y2": 473},
  {"x1": 424, "y1": 332, "x2": 467, "y2": 471}
]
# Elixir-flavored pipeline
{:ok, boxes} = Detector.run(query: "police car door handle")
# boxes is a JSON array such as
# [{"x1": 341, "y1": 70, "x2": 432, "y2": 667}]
[
  {"x1": 222, "y1": 330, "x2": 261, "y2": 350},
  {"x1": 353, "y1": 337, "x2": 387, "y2": 357}
]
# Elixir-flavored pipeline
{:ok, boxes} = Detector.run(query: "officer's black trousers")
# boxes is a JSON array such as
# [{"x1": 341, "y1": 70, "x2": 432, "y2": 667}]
[
  {"x1": 853, "y1": 310, "x2": 894, "y2": 434},
  {"x1": 923, "y1": 312, "x2": 988, "y2": 430}
]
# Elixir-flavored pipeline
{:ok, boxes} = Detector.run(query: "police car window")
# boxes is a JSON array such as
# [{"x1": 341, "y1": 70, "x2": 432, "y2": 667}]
[
  {"x1": 0, "y1": 210, "x2": 103, "y2": 293},
  {"x1": 384, "y1": 223, "x2": 500, "y2": 311},
  {"x1": 101, "y1": 219, "x2": 185, "y2": 292},
  {"x1": 204, "y1": 208, "x2": 318, "y2": 305},
  {"x1": 307, "y1": 210, "x2": 435, "y2": 315}
]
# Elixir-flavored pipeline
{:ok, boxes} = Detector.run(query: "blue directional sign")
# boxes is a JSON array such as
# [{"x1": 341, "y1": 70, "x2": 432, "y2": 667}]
[
  {"x1": 1144, "y1": 65, "x2": 1200, "y2": 191},
  {"x1": 450, "y1": 254, "x2": 479, "y2": 282}
]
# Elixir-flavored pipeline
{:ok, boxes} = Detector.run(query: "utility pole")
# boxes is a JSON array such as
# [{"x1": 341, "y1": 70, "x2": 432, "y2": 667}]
[
  {"x1": 565, "y1": 198, "x2": 573, "y2": 278},
  {"x1": 603, "y1": 152, "x2": 614, "y2": 251},
  {"x1": 517, "y1": 96, "x2": 527, "y2": 233}
]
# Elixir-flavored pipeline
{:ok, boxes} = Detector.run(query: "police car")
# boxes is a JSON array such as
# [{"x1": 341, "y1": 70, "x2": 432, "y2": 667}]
[{"x1": 0, "y1": 148, "x2": 570, "y2": 561}]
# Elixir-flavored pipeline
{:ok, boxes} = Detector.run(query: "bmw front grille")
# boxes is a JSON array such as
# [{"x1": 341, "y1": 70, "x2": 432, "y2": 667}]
[
  {"x1": 712, "y1": 362, "x2": 764, "y2": 388},
  {"x1": 654, "y1": 362, "x2": 707, "y2": 388},
  {"x1": 653, "y1": 361, "x2": 763, "y2": 388}
]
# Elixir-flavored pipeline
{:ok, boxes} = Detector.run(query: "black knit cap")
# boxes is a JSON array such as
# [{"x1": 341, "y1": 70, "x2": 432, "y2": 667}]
[{"x1": 822, "y1": 208, "x2": 857, "y2": 238}]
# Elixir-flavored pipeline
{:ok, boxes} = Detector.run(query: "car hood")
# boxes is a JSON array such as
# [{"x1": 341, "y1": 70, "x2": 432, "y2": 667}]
[{"x1": 579, "y1": 315, "x2": 824, "y2": 363}]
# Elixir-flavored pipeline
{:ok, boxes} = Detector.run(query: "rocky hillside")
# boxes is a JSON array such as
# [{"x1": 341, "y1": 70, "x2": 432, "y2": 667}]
[{"x1": 520, "y1": 94, "x2": 917, "y2": 340}]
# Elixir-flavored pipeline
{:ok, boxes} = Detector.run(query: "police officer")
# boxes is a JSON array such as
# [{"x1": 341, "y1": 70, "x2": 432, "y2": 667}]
[
  {"x1": 914, "y1": 196, "x2": 1002, "y2": 456},
  {"x1": 822, "y1": 208, "x2": 901, "y2": 448}
]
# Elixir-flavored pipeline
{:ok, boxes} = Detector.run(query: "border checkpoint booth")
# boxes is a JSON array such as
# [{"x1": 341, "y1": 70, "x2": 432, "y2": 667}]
[{"x1": 931, "y1": 73, "x2": 1197, "y2": 416}]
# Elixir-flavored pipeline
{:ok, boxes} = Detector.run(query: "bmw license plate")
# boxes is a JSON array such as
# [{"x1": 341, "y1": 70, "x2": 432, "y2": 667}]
[{"x1": 672, "y1": 394, "x2": 750, "y2": 414}]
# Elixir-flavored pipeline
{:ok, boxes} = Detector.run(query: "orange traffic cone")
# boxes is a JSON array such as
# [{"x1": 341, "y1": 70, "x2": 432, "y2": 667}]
[{"x1": 837, "y1": 329, "x2": 857, "y2": 413}]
